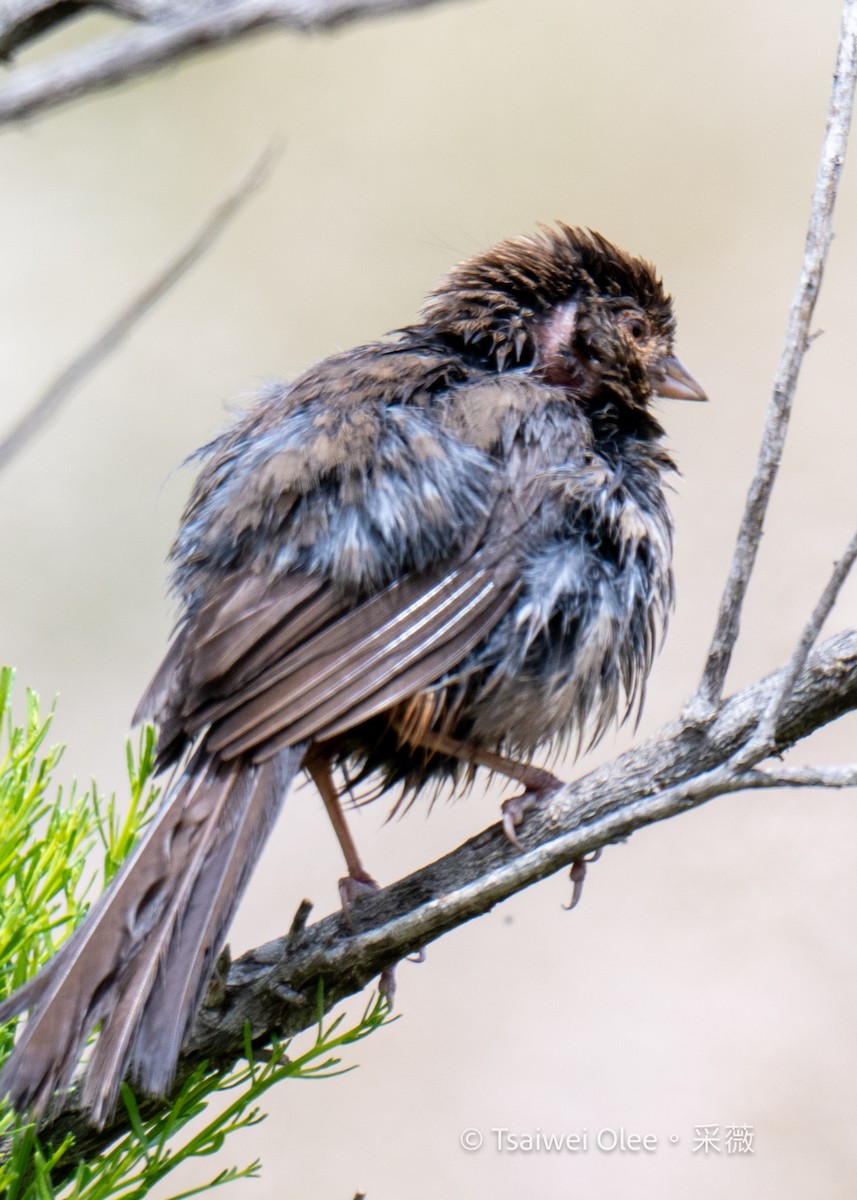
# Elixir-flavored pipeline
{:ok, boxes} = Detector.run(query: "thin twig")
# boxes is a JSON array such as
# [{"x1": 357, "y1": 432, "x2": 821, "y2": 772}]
[
  {"x1": 0, "y1": 0, "x2": 465, "y2": 126},
  {"x1": 740, "y1": 764, "x2": 857, "y2": 789},
  {"x1": 0, "y1": 0, "x2": 83, "y2": 59},
  {"x1": 0, "y1": 143, "x2": 279, "y2": 475},
  {"x1": 737, "y1": 527, "x2": 857, "y2": 761},
  {"x1": 695, "y1": 0, "x2": 857, "y2": 709}
]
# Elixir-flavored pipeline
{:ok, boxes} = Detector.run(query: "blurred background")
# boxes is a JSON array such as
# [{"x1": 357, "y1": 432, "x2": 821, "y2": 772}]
[{"x1": 2, "y1": 0, "x2": 857, "y2": 1195}]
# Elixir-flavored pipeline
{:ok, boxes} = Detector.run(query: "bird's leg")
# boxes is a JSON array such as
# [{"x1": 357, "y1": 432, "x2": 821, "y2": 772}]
[
  {"x1": 303, "y1": 747, "x2": 405, "y2": 997},
  {"x1": 396, "y1": 724, "x2": 561, "y2": 792},
  {"x1": 396, "y1": 724, "x2": 596, "y2": 907},
  {"x1": 302, "y1": 746, "x2": 379, "y2": 909},
  {"x1": 393, "y1": 725, "x2": 562, "y2": 846}
]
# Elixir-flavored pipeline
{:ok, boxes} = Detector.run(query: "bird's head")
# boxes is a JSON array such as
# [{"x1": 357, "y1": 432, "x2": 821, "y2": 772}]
[{"x1": 421, "y1": 224, "x2": 706, "y2": 423}]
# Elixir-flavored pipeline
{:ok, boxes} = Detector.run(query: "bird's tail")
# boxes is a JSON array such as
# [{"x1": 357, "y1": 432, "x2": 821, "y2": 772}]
[{"x1": 0, "y1": 744, "x2": 301, "y2": 1127}]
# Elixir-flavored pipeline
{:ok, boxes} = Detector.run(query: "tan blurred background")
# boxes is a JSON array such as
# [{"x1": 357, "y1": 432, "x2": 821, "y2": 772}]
[{"x1": 2, "y1": 0, "x2": 857, "y2": 1195}]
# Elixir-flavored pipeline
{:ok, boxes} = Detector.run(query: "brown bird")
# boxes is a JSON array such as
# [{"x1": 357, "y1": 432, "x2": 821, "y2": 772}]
[{"x1": 0, "y1": 225, "x2": 705, "y2": 1126}]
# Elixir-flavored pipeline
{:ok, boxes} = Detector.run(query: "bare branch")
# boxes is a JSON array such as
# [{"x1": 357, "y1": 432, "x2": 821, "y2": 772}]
[
  {"x1": 0, "y1": 0, "x2": 84, "y2": 59},
  {"x1": 695, "y1": 0, "x2": 857, "y2": 708},
  {"x1": 741, "y1": 764, "x2": 857, "y2": 789},
  {"x1": 739, "y1": 527, "x2": 857, "y2": 760},
  {"x1": 0, "y1": 143, "x2": 279, "y2": 475},
  {"x1": 0, "y1": 0, "x2": 200, "y2": 58},
  {"x1": 26, "y1": 628, "x2": 857, "y2": 1160},
  {"x1": 0, "y1": 0, "x2": 467, "y2": 127}
]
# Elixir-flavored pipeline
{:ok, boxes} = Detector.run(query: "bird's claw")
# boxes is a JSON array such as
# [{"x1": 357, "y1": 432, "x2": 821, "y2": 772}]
[
  {"x1": 338, "y1": 870, "x2": 381, "y2": 932},
  {"x1": 338, "y1": 873, "x2": 406, "y2": 993},
  {"x1": 338, "y1": 871, "x2": 379, "y2": 910},
  {"x1": 378, "y1": 944, "x2": 426, "y2": 1004},
  {"x1": 379, "y1": 965, "x2": 397, "y2": 1002},
  {"x1": 563, "y1": 848, "x2": 602, "y2": 910},
  {"x1": 501, "y1": 791, "x2": 536, "y2": 848}
]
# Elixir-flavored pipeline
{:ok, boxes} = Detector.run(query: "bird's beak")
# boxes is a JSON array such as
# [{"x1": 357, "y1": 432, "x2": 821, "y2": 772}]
[{"x1": 652, "y1": 355, "x2": 708, "y2": 402}]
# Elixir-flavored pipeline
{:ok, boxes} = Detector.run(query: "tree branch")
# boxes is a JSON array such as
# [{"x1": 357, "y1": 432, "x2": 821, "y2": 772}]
[
  {"x1": 0, "y1": 0, "x2": 85, "y2": 60},
  {"x1": 30, "y1": 627, "x2": 857, "y2": 1160},
  {"x1": 741, "y1": 763, "x2": 857, "y2": 789},
  {"x1": 0, "y1": 0, "x2": 467, "y2": 127},
  {"x1": 740, "y1": 526, "x2": 857, "y2": 760},
  {"x1": 695, "y1": 0, "x2": 857, "y2": 707},
  {"x1": 0, "y1": 143, "x2": 279, "y2": 474}
]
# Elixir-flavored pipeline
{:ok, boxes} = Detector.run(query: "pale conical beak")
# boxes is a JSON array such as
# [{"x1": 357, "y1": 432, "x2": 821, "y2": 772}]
[{"x1": 652, "y1": 355, "x2": 708, "y2": 402}]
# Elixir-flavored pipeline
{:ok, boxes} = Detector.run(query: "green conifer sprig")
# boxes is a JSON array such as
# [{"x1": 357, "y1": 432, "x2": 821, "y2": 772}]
[{"x1": 0, "y1": 669, "x2": 392, "y2": 1198}]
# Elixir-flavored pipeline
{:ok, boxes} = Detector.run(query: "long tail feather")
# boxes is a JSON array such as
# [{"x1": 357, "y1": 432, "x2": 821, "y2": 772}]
[{"x1": 0, "y1": 745, "x2": 301, "y2": 1125}]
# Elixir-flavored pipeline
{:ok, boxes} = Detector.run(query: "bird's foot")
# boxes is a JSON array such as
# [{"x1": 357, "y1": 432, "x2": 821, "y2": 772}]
[
  {"x1": 563, "y1": 848, "x2": 602, "y2": 910},
  {"x1": 376, "y1": 944, "x2": 426, "y2": 1002},
  {"x1": 338, "y1": 872, "x2": 424, "y2": 995},
  {"x1": 379, "y1": 965, "x2": 397, "y2": 1001},
  {"x1": 338, "y1": 868, "x2": 380, "y2": 917},
  {"x1": 501, "y1": 791, "x2": 536, "y2": 848},
  {"x1": 500, "y1": 768, "x2": 564, "y2": 848}
]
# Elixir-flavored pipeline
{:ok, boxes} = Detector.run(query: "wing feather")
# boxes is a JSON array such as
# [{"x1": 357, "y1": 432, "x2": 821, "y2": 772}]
[
  {"x1": 143, "y1": 377, "x2": 547, "y2": 766},
  {"x1": 191, "y1": 531, "x2": 517, "y2": 759},
  {"x1": 249, "y1": 580, "x2": 515, "y2": 761}
]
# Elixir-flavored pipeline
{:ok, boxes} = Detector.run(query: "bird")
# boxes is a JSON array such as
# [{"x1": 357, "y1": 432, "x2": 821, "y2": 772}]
[{"x1": 0, "y1": 224, "x2": 705, "y2": 1127}]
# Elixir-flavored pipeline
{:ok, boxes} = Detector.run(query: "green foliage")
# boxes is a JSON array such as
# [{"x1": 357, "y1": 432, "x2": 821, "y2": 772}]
[{"x1": 0, "y1": 669, "x2": 392, "y2": 1198}]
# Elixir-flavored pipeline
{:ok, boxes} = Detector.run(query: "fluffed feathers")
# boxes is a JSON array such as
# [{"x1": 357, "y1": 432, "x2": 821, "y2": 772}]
[{"x1": 0, "y1": 225, "x2": 704, "y2": 1125}]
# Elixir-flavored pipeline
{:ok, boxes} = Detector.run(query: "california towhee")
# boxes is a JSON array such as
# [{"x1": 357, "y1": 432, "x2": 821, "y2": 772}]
[{"x1": 0, "y1": 225, "x2": 705, "y2": 1125}]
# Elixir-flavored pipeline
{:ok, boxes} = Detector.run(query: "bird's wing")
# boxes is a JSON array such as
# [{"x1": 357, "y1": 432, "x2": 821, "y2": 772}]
[
  {"x1": 197, "y1": 539, "x2": 521, "y2": 762},
  {"x1": 139, "y1": 361, "x2": 553, "y2": 765},
  {"x1": 142, "y1": 533, "x2": 522, "y2": 767}
]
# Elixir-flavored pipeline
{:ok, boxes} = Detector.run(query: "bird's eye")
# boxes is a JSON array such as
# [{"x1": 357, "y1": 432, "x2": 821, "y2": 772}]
[{"x1": 618, "y1": 310, "x2": 649, "y2": 342}]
